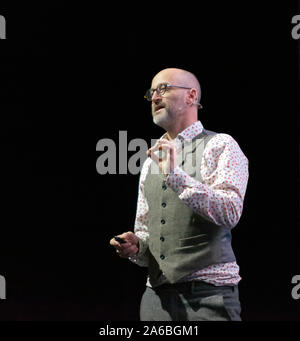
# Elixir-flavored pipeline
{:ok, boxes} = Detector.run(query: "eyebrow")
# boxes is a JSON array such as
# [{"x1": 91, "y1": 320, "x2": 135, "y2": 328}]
[{"x1": 150, "y1": 82, "x2": 167, "y2": 90}]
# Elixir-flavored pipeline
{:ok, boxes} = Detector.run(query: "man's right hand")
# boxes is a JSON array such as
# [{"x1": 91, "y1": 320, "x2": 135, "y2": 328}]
[{"x1": 109, "y1": 231, "x2": 139, "y2": 258}]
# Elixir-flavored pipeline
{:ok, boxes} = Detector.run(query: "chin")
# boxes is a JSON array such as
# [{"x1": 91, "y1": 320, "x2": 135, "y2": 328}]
[{"x1": 153, "y1": 112, "x2": 171, "y2": 129}]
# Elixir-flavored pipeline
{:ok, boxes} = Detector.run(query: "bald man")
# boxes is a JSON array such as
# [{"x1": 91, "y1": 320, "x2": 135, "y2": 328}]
[{"x1": 110, "y1": 68, "x2": 249, "y2": 321}]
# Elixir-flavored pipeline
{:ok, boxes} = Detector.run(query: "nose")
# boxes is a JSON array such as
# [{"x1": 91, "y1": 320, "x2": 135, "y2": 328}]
[{"x1": 151, "y1": 89, "x2": 162, "y2": 103}]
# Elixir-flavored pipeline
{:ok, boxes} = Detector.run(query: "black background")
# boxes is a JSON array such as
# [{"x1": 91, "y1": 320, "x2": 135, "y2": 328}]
[{"x1": 0, "y1": 1, "x2": 299, "y2": 321}]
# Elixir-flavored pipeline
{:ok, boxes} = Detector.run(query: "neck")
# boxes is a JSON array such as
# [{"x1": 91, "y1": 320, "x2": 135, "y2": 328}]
[{"x1": 166, "y1": 116, "x2": 198, "y2": 140}]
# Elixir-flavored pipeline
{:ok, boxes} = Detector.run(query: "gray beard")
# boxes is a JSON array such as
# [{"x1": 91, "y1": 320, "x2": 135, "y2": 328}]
[
  {"x1": 153, "y1": 107, "x2": 185, "y2": 131},
  {"x1": 152, "y1": 108, "x2": 175, "y2": 130}
]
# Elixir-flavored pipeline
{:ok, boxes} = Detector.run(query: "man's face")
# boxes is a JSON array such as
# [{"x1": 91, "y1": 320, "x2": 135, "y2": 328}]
[{"x1": 150, "y1": 72, "x2": 187, "y2": 129}]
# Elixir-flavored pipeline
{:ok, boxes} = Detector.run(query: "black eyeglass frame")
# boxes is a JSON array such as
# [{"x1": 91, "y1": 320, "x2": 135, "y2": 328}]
[{"x1": 144, "y1": 82, "x2": 203, "y2": 108}]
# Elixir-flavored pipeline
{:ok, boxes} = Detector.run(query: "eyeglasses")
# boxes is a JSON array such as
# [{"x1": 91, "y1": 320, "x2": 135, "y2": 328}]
[
  {"x1": 144, "y1": 83, "x2": 192, "y2": 101},
  {"x1": 144, "y1": 82, "x2": 203, "y2": 108}
]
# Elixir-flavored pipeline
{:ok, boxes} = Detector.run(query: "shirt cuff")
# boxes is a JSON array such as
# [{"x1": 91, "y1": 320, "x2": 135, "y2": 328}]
[
  {"x1": 128, "y1": 237, "x2": 149, "y2": 265},
  {"x1": 137, "y1": 237, "x2": 148, "y2": 256}
]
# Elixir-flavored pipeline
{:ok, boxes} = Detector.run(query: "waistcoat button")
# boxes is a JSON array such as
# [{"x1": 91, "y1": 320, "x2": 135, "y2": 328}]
[
  {"x1": 161, "y1": 202, "x2": 166, "y2": 208},
  {"x1": 162, "y1": 184, "x2": 167, "y2": 190},
  {"x1": 161, "y1": 219, "x2": 165, "y2": 224},
  {"x1": 160, "y1": 236, "x2": 165, "y2": 242},
  {"x1": 160, "y1": 255, "x2": 165, "y2": 260}
]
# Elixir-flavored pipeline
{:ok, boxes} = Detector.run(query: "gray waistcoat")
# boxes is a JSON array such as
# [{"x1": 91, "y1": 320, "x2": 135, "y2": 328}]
[{"x1": 143, "y1": 129, "x2": 236, "y2": 287}]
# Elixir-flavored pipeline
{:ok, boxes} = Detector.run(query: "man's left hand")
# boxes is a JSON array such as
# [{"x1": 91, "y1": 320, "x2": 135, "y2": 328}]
[{"x1": 147, "y1": 139, "x2": 177, "y2": 176}]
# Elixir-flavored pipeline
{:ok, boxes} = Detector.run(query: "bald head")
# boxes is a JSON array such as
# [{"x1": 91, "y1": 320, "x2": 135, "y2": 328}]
[
  {"x1": 152, "y1": 68, "x2": 201, "y2": 104},
  {"x1": 150, "y1": 68, "x2": 201, "y2": 137}
]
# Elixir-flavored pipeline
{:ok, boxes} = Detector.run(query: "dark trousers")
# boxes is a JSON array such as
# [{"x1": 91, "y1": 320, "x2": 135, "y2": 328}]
[{"x1": 140, "y1": 281, "x2": 241, "y2": 321}]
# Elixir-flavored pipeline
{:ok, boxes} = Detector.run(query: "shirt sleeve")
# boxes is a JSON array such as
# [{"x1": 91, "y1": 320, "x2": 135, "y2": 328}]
[
  {"x1": 128, "y1": 158, "x2": 151, "y2": 267},
  {"x1": 166, "y1": 133, "x2": 249, "y2": 228}
]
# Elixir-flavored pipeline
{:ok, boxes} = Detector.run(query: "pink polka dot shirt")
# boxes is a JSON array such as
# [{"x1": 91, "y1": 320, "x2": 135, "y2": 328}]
[{"x1": 130, "y1": 120, "x2": 249, "y2": 287}]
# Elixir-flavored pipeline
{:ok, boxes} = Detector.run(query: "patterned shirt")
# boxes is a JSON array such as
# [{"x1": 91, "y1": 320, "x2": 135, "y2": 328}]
[{"x1": 130, "y1": 120, "x2": 249, "y2": 287}]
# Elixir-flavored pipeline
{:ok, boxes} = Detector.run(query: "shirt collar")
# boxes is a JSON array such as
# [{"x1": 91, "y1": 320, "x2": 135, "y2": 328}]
[
  {"x1": 177, "y1": 120, "x2": 204, "y2": 141},
  {"x1": 161, "y1": 120, "x2": 204, "y2": 142}
]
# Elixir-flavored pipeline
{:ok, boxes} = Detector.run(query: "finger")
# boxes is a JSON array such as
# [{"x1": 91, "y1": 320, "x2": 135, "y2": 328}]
[
  {"x1": 147, "y1": 141, "x2": 159, "y2": 156},
  {"x1": 118, "y1": 232, "x2": 132, "y2": 240},
  {"x1": 153, "y1": 139, "x2": 167, "y2": 147},
  {"x1": 121, "y1": 232, "x2": 139, "y2": 247},
  {"x1": 157, "y1": 139, "x2": 173, "y2": 147},
  {"x1": 110, "y1": 239, "x2": 124, "y2": 251},
  {"x1": 149, "y1": 145, "x2": 173, "y2": 164},
  {"x1": 154, "y1": 138, "x2": 172, "y2": 145},
  {"x1": 116, "y1": 234, "x2": 133, "y2": 246},
  {"x1": 149, "y1": 144, "x2": 172, "y2": 158},
  {"x1": 118, "y1": 245, "x2": 138, "y2": 258},
  {"x1": 148, "y1": 148, "x2": 160, "y2": 164},
  {"x1": 149, "y1": 142, "x2": 173, "y2": 153},
  {"x1": 110, "y1": 238, "x2": 119, "y2": 247},
  {"x1": 148, "y1": 139, "x2": 171, "y2": 153},
  {"x1": 118, "y1": 243, "x2": 131, "y2": 251},
  {"x1": 116, "y1": 249, "x2": 129, "y2": 258}
]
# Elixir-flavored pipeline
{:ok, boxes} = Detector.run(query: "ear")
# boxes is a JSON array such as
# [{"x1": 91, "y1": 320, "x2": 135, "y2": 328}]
[{"x1": 187, "y1": 88, "x2": 198, "y2": 106}]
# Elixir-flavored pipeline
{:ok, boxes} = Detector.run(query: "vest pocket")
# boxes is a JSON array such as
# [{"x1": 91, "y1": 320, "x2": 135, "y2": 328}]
[{"x1": 179, "y1": 234, "x2": 208, "y2": 247}]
